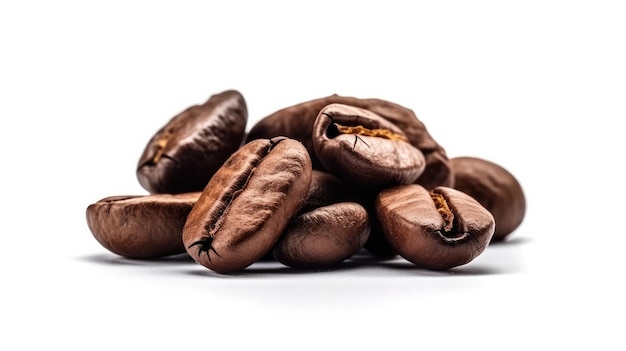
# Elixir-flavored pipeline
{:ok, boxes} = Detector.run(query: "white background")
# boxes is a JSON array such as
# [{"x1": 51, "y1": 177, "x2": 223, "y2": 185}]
[{"x1": 2, "y1": 1, "x2": 625, "y2": 350}]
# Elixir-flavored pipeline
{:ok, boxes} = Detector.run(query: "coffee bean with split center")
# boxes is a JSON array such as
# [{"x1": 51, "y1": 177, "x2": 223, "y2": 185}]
[
  {"x1": 137, "y1": 89, "x2": 248, "y2": 194},
  {"x1": 312, "y1": 103, "x2": 425, "y2": 188},
  {"x1": 182, "y1": 137, "x2": 312, "y2": 274},
  {"x1": 245, "y1": 94, "x2": 453, "y2": 189},
  {"x1": 376, "y1": 184, "x2": 495, "y2": 270}
]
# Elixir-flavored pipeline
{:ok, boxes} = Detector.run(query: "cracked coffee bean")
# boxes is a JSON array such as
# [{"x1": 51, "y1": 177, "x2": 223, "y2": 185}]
[
  {"x1": 312, "y1": 103, "x2": 425, "y2": 188},
  {"x1": 86, "y1": 192, "x2": 201, "y2": 259},
  {"x1": 182, "y1": 137, "x2": 312, "y2": 274},
  {"x1": 450, "y1": 156, "x2": 526, "y2": 241},
  {"x1": 376, "y1": 184, "x2": 495, "y2": 270},
  {"x1": 137, "y1": 89, "x2": 248, "y2": 194},
  {"x1": 245, "y1": 94, "x2": 453, "y2": 189}
]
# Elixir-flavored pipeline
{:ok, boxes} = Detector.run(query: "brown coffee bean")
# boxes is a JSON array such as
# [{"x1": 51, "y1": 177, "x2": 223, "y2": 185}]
[
  {"x1": 312, "y1": 103, "x2": 426, "y2": 188},
  {"x1": 86, "y1": 192, "x2": 201, "y2": 259},
  {"x1": 273, "y1": 202, "x2": 370, "y2": 269},
  {"x1": 300, "y1": 170, "x2": 359, "y2": 213},
  {"x1": 450, "y1": 156, "x2": 526, "y2": 241},
  {"x1": 376, "y1": 184, "x2": 495, "y2": 270},
  {"x1": 182, "y1": 137, "x2": 312, "y2": 274},
  {"x1": 245, "y1": 94, "x2": 453, "y2": 189},
  {"x1": 137, "y1": 89, "x2": 248, "y2": 194}
]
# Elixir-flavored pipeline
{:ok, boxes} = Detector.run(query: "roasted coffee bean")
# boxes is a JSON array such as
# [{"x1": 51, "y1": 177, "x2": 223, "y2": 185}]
[
  {"x1": 86, "y1": 192, "x2": 201, "y2": 259},
  {"x1": 137, "y1": 89, "x2": 248, "y2": 194},
  {"x1": 245, "y1": 94, "x2": 453, "y2": 189},
  {"x1": 312, "y1": 103, "x2": 426, "y2": 188},
  {"x1": 300, "y1": 170, "x2": 359, "y2": 213},
  {"x1": 450, "y1": 156, "x2": 526, "y2": 241},
  {"x1": 376, "y1": 184, "x2": 495, "y2": 270},
  {"x1": 182, "y1": 137, "x2": 312, "y2": 274},
  {"x1": 273, "y1": 202, "x2": 370, "y2": 269}
]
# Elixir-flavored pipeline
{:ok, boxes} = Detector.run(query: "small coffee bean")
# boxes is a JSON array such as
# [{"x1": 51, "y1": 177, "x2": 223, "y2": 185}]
[
  {"x1": 137, "y1": 89, "x2": 248, "y2": 194},
  {"x1": 182, "y1": 137, "x2": 312, "y2": 274},
  {"x1": 312, "y1": 103, "x2": 426, "y2": 188},
  {"x1": 245, "y1": 94, "x2": 453, "y2": 189},
  {"x1": 450, "y1": 156, "x2": 526, "y2": 241},
  {"x1": 273, "y1": 202, "x2": 370, "y2": 269},
  {"x1": 376, "y1": 184, "x2": 495, "y2": 270},
  {"x1": 86, "y1": 192, "x2": 201, "y2": 259}
]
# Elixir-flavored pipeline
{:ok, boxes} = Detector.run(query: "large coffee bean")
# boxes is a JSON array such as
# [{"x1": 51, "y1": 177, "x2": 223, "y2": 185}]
[
  {"x1": 450, "y1": 156, "x2": 526, "y2": 241},
  {"x1": 137, "y1": 89, "x2": 248, "y2": 194},
  {"x1": 182, "y1": 137, "x2": 312, "y2": 274},
  {"x1": 273, "y1": 202, "x2": 370, "y2": 269},
  {"x1": 245, "y1": 94, "x2": 453, "y2": 189},
  {"x1": 312, "y1": 103, "x2": 425, "y2": 188},
  {"x1": 86, "y1": 192, "x2": 201, "y2": 259},
  {"x1": 376, "y1": 184, "x2": 495, "y2": 270}
]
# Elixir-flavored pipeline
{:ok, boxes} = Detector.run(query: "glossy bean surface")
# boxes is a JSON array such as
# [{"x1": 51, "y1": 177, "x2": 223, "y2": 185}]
[
  {"x1": 376, "y1": 184, "x2": 495, "y2": 270},
  {"x1": 182, "y1": 137, "x2": 312, "y2": 273}
]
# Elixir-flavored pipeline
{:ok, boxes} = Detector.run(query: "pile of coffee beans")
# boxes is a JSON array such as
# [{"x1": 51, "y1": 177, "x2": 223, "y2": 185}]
[{"x1": 86, "y1": 89, "x2": 526, "y2": 274}]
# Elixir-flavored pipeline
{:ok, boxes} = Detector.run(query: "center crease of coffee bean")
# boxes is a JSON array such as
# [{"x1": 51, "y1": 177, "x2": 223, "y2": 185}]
[
  {"x1": 200, "y1": 141, "x2": 279, "y2": 239},
  {"x1": 151, "y1": 137, "x2": 169, "y2": 164},
  {"x1": 335, "y1": 125, "x2": 408, "y2": 142},
  {"x1": 430, "y1": 191, "x2": 456, "y2": 235}
]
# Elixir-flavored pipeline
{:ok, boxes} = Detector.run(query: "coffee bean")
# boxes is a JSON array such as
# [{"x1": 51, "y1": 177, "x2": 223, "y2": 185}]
[
  {"x1": 137, "y1": 89, "x2": 248, "y2": 194},
  {"x1": 450, "y1": 156, "x2": 526, "y2": 241},
  {"x1": 245, "y1": 94, "x2": 453, "y2": 189},
  {"x1": 376, "y1": 184, "x2": 495, "y2": 270},
  {"x1": 273, "y1": 202, "x2": 370, "y2": 269},
  {"x1": 312, "y1": 103, "x2": 426, "y2": 188},
  {"x1": 300, "y1": 170, "x2": 359, "y2": 213},
  {"x1": 182, "y1": 137, "x2": 312, "y2": 274},
  {"x1": 86, "y1": 192, "x2": 201, "y2": 259}
]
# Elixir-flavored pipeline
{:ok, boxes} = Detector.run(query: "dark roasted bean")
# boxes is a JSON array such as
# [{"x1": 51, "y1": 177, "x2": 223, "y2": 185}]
[
  {"x1": 376, "y1": 184, "x2": 495, "y2": 270},
  {"x1": 137, "y1": 90, "x2": 248, "y2": 194},
  {"x1": 86, "y1": 192, "x2": 200, "y2": 259},
  {"x1": 273, "y1": 202, "x2": 370, "y2": 269},
  {"x1": 300, "y1": 170, "x2": 359, "y2": 213},
  {"x1": 450, "y1": 156, "x2": 526, "y2": 241},
  {"x1": 245, "y1": 94, "x2": 453, "y2": 189},
  {"x1": 312, "y1": 103, "x2": 425, "y2": 188},
  {"x1": 182, "y1": 137, "x2": 312, "y2": 273}
]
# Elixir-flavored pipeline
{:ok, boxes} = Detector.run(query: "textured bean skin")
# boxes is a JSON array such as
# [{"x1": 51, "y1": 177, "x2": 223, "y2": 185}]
[
  {"x1": 86, "y1": 192, "x2": 200, "y2": 259},
  {"x1": 245, "y1": 94, "x2": 453, "y2": 189},
  {"x1": 376, "y1": 185, "x2": 495, "y2": 270},
  {"x1": 137, "y1": 89, "x2": 248, "y2": 194},
  {"x1": 273, "y1": 202, "x2": 370, "y2": 269},
  {"x1": 182, "y1": 137, "x2": 312, "y2": 274},
  {"x1": 451, "y1": 156, "x2": 526, "y2": 241},
  {"x1": 300, "y1": 170, "x2": 359, "y2": 213},
  {"x1": 312, "y1": 103, "x2": 425, "y2": 188}
]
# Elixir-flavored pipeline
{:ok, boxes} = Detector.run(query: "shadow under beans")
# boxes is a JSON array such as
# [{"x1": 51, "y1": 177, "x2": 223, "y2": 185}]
[
  {"x1": 79, "y1": 237, "x2": 526, "y2": 277},
  {"x1": 488, "y1": 236, "x2": 532, "y2": 247},
  {"x1": 185, "y1": 258, "x2": 370, "y2": 278},
  {"x1": 78, "y1": 252, "x2": 196, "y2": 266},
  {"x1": 379, "y1": 260, "x2": 501, "y2": 276}
]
